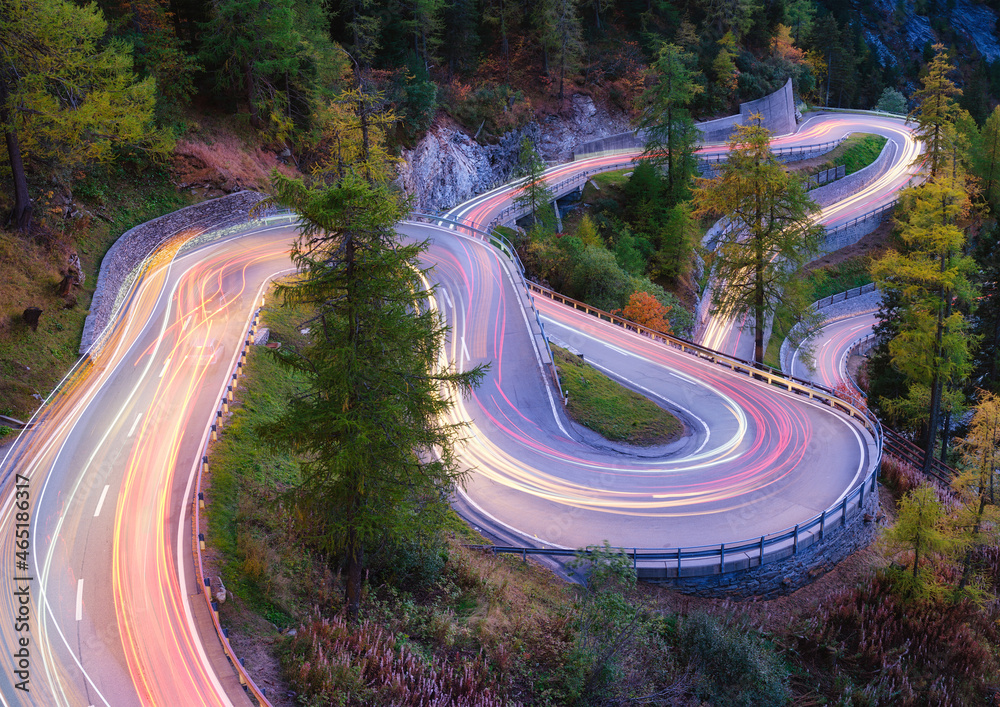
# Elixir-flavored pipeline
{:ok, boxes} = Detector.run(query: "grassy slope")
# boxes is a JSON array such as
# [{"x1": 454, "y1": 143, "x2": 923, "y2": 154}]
[
  {"x1": 0, "y1": 165, "x2": 192, "y2": 427},
  {"x1": 552, "y1": 344, "x2": 683, "y2": 445}
]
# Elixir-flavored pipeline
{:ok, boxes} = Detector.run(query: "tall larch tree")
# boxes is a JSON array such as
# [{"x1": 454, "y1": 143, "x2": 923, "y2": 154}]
[
  {"x1": 693, "y1": 116, "x2": 823, "y2": 365},
  {"x1": 872, "y1": 44, "x2": 976, "y2": 471},
  {"x1": 1, "y1": 0, "x2": 164, "y2": 232},
  {"x1": 910, "y1": 44, "x2": 963, "y2": 181}
]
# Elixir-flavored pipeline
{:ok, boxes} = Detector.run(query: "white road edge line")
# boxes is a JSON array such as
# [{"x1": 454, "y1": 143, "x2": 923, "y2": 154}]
[{"x1": 75, "y1": 579, "x2": 83, "y2": 621}]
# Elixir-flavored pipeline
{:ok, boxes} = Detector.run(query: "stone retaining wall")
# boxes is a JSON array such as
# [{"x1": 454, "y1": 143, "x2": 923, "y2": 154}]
[
  {"x1": 80, "y1": 191, "x2": 270, "y2": 354},
  {"x1": 810, "y1": 138, "x2": 897, "y2": 210},
  {"x1": 641, "y1": 484, "x2": 881, "y2": 598}
]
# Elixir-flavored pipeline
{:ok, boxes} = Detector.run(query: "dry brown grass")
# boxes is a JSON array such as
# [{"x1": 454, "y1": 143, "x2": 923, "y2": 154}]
[
  {"x1": 0, "y1": 228, "x2": 98, "y2": 421},
  {"x1": 173, "y1": 133, "x2": 297, "y2": 193}
]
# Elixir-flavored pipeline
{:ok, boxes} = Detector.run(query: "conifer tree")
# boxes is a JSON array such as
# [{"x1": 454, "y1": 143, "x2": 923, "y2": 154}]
[
  {"x1": 514, "y1": 137, "x2": 555, "y2": 230},
  {"x1": 1, "y1": 0, "x2": 164, "y2": 231},
  {"x1": 692, "y1": 116, "x2": 823, "y2": 365},
  {"x1": 910, "y1": 44, "x2": 962, "y2": 180},
  {"x1": 954, "y1": 391, "x2": 1000, "y2": 591},
  {"x1": 636, "y1": 42, "x2": 703, "y2": 206},
  {"x1": 874, "y1": 46, "x2": 976, "y2": 470},
  {"x1": 872, "y1": 179, "x2": 976, "y2": 470},
  {"x1": 262, "y1": 163, "x2": 485, "y2": 619},
  {"x1": 976, "y1": 106, "x2": 1000, "y2": 212},
  {"x1": 884, "y1": 485, "x2": 956, "y2": 597}
]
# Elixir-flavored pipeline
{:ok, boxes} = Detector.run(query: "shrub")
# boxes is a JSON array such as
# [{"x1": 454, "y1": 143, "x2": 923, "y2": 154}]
[
  {"x1": 283, "y1": 610, "x2": 510, "y2": 706},
  {"x1": 880, "y1": 455, "x2": 925, "y2": 496},
  {"x1": 679, "y1": 612, "x2": 789, "y2": 707},
  {"x1": 813, "y1": 571, "x2": 1000, "y2": 705}
]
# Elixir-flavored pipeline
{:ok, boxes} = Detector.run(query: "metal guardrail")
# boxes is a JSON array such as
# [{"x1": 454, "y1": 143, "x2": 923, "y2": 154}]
[
  {"x1": 194, "y1": 303, "x2": 274, "y2": 707},
  {"x1": 826, "y1": 200, "x2": 897, "y2": 235},
  {"x1": 814, "y1": 282, "x2": 878, "y2": 310},
  {"x1": 485, "y1": 159, "x2": 636, "y2": 229},
  {"x1": 472, "y1": 281, "x2": 884, "y2": 577},
  {"x1": 805, "y1": 165, "x2": 847, "y2": 190},
  {"x1": 883, "y1": 428, "x2": 958, "y2": 485},
  {"x1": 698, "y1": 138, "x2": 846, "y2": 166}
]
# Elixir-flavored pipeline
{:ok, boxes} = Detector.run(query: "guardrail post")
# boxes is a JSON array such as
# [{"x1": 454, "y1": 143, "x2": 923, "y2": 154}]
[
  {"x1": 202, "y1": 456, "x2": 209, "y2": 474},
  {"x1": 820, "y1": 510, "x2": 826, "y2": 542},
  {"x1": 211, "y1": 424, "x2": 217, "y2": 441},
  {"x1": 719, "y1": 543, "x2": 725, "y2": 573},
  {"x1": 198, "y1": 491, "x2": 205, "y2": 509},
  {"x1": 199, "y1": 533, "x2": 206, "y2": 550},
  {"x1": 633, "y1": 549, "x2": 637, "y2": 572},
  {"x1": 841, "y1": 497, "x2": 848, "y2": 526},
  {"x1": 221, "y1": 397, "x2": 228, "y2": 414},
  {"x1": 793, "y1": 524, "x2": 799, "y2": 554},
  {"x1": 759, "y1": 536, "x2": 765, "y2": 566}
]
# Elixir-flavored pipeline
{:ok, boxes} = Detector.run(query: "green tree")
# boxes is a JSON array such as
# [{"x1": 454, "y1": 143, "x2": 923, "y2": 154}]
[
  {"x1": 199, "y1": 0, "x2": 303, "y2": 135},
  {"x1": 784, "y1": 0, "x2": 815, "y2": 44},
  {"x1": 262, "y1": 171, "x2": 485, "y2": 617},
  {"x1": 875, "y1": 86, "x2": 907, "y2": 114},
  {"x1": 872, "y1": 178, "x2": 977, "y2": 470},
  {"x1": 909, "y1": 44, "x2": 962, "y2": 180},
  {"x1": 692, "y1": 116, "x2": 823, "y2": 365},
  {"x1": 975, "y1": 106, "x2": 1000, "y2": 212},
  {"x1": 514, "y1": 137, "x2": 554, "y2": 229},
  {"x1": 711, "y1": 32, "x2": 740, "y2": 111},
  {"x1": 636, "y1": 42, "x2": 703, "y2": 206},
  {"x1": 535, "y1": 0, "x2": 582, "y2": 99},
  {"x1": 1, "y1": 0, "x2": 164, "y2": 231},
  {"x1": 884, "y1": 485, "x2": 956, "y2": 597}
]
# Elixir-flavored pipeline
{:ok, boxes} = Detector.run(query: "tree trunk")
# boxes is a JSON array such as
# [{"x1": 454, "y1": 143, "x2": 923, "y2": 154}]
[
  {"x1": 344, "y1": 528, "x2": 364, "y2": 619},
  {"x1": 1, "y1": 79, "x2": 32, "y2": 232},
  {"x1": 940, "y1": 406, "x2": 951, "y2": 463},
  {"x1": 244, "y1": 61, "x2": 263, "y2": 129}
]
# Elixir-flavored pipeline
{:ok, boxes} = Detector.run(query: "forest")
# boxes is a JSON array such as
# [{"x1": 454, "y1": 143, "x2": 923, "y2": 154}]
[{"x1": 3, "y1": 0, "x2": 1000, "y2": 705}]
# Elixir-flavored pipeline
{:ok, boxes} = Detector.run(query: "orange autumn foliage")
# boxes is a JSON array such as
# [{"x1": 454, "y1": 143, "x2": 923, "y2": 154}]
[{"x1": 615, "y1": 291, "x2": 672, "y2": 334}]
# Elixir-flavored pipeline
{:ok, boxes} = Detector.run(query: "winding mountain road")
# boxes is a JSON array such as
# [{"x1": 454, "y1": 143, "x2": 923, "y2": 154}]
[{"x1": 0, "y1": 111, "x2": 909, "y2": 706}]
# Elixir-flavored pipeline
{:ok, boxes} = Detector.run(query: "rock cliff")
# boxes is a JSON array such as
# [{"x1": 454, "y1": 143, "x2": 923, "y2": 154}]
[{"x1": 397, "y1": 94, "x2": 631, "y2": 213}]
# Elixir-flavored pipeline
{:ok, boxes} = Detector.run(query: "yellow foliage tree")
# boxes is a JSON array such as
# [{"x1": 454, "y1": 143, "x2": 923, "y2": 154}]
[{"x1": 1, "y1": 0, "x2": 167, "y2": 231}]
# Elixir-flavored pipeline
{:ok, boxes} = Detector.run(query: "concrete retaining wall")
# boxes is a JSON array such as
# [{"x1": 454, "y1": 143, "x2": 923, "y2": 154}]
[
  {"x1": 574, "y1": 78, "x2": 798, "y2": 158},
  {"x1": 823, "y1": 210, "x2": 891, "y2": 252},
  {"x1": 739, "y1": 78, "x2": 797, "y2": 138},
  {"x1": 641, "y1": 485, "x2": 881, "y2": 598},
  {"x1": 80, "y1": 191, "x2": 270, "y2": 354}
]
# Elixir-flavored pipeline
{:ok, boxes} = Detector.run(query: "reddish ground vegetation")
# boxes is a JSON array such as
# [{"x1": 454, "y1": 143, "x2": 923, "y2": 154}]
[
  {"x1": 173, "y1": 133, "x2": 297, "y2": 194},
  {"x1": 801, "y1": 571, "x2": 1000, "y2": 705}
]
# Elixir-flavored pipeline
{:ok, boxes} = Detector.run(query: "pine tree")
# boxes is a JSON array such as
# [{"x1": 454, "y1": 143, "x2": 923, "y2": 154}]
[
  {"x1": 692, "y1": 116, "x2": 823, "y2": 365},
  {"x1": 636, "y1": 42, "x2": 703, "y2": 206}
]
